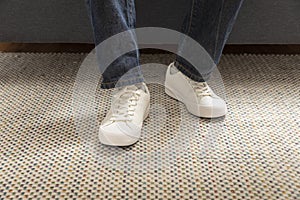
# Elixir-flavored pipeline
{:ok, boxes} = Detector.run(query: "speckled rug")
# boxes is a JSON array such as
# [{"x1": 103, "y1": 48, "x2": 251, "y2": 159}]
[{"x1": 0, "y1": 53, "x2": 299, "y2": 199}]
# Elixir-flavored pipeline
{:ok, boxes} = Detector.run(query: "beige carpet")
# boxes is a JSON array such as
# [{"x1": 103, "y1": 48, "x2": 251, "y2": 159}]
[{"x1": 0, "y1": 53, "x2": 299, "y2": 199}]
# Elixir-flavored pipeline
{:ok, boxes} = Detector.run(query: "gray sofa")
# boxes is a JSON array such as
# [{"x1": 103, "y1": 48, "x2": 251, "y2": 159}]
[{"x1": 0, "y1": 0, "x2": 299, "y2": 44}]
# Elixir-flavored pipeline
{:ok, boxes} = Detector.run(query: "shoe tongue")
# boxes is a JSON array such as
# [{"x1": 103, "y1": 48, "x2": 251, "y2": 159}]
[
  {"x1": 170, "y1": 64, "x2": 179, "y2": 74},
  {"x1": 128, "y1": 82, "x2": 146, "y2": 92},
  {"x1": 127, "y1": 84, "x2": 139, "y2": 90},
  {"x1": 112, "y1": 83, "x2": 145, "y2": 100},
  {"x1": 190, "y1": 79, "x2": 206, "y2": 86}
]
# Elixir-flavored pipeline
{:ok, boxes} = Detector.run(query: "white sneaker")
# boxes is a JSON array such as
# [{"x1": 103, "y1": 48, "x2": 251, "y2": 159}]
[
  {"x1": 164, "y1": 62, "x2": 227, "y2": 118},
  {"x1": 99, "y1": 82, "x2": 150, "y2": 146}
]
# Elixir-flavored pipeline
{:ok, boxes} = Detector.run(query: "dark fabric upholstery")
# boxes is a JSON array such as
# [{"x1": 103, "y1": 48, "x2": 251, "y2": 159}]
[{"x1": 0, "y1": 0, "x2": 299, "y2": 44}]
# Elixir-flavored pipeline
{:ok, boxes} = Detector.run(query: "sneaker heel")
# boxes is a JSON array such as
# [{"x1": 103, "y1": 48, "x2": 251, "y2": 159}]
[
  {"x1": 165, "y1": 87, "x2": 177, "y2": 100},
  {"x1": 143, "y1": 104, "x2": 150, "y2": 120}
]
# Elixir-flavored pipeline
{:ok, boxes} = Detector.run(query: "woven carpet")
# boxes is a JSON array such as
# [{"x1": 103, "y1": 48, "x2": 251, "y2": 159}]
[{"x1": 0, "y1": 53, "x2": 299, "y2": 199}]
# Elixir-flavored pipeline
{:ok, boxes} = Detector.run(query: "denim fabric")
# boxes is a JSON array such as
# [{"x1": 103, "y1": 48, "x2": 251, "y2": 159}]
[
  {"x1": 85, "y1": 0, "x2": 144, "y2": 89},
  {"x1": 85, "y1": 0, "x2": 244, "y2": 89},
  {"x1": 175, "y1": 0, "x2": 244, "y2": 82}
]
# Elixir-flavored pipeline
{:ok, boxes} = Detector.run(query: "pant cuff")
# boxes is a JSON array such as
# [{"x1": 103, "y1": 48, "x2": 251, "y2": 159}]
[
  {"x1": 101, "y1": 76, "x2": 145, "y2": 89},
  {"x1": 174, "y1": 60, "x2": 211, "y2": 82}
]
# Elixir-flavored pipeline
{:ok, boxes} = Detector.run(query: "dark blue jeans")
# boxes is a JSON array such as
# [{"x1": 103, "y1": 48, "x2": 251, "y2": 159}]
[{"x1": 86, "y1": 0, "x2": 244, "y2": 89}]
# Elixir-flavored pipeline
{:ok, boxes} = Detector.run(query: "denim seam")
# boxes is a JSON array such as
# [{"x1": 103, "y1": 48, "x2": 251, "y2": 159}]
[
  {"x1": 176, "y1": 0, "x2": 208, "y2": 82},
  {"x1": 126, "y1": 0, "x2": 132, "y2": 28},
  {"x1": 87, "y1": 0, "x2": 97, "y2": 45},
  {"x1": 213, "y1": 0, "x2": 225, "y2": 61},
  {"x1": 186, "y1": 0, "x2": 196, "y2": 35}
]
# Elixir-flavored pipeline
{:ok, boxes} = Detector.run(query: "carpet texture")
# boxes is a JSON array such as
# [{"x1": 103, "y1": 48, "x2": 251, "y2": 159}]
[{"x1": 0, "y1": 53, "x2": 299, "y2": 199}]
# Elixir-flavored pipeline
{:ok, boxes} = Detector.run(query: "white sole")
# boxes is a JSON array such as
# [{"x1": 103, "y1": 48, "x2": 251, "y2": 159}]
[{"x1": 165, "y1": 86, "x2": 227, "y2": 118}]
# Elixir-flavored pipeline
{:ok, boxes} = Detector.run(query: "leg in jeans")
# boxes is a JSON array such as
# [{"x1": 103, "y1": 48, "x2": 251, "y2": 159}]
[
  {"x1": 85, "y1": 0, "x2": 144, "y2": 89},
  {"x1": 175, "y1": 0, "x2": 244, "y2": 82}
]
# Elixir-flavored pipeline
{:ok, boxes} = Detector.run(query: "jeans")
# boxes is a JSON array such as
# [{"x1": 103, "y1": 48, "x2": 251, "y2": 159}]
[{"x1": 85, "y1": 0, "x2": 244, "y2": 89}]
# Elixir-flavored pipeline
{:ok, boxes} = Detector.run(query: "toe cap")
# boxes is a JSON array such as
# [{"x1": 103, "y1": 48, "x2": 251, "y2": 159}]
[{"x1": 99, "y1": 122, "x2": 141, "y2": 146}]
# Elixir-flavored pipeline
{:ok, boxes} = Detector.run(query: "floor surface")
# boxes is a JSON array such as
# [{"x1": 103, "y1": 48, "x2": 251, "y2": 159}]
[{"x1": 0, "y1": 53, "x2": 299, "y2": 199}]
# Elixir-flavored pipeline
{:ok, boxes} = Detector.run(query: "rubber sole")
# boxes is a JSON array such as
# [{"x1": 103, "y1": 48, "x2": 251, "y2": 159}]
[{"x1": 165, "y1": 86, "x2": 227, "y2": 118}]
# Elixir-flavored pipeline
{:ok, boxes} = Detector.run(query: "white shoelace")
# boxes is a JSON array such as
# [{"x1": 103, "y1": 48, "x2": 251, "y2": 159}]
[
  {"x1": 188, "y1": 79, "x2": 212, "y2": 97},
  {"x1": 110, "y1": 86, "x2": 141, "y2": 122}
]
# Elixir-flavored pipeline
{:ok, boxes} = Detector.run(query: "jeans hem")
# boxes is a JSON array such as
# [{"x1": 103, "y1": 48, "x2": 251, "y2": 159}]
[
  {"x1": 100, "y1": 76, "x2": 145, "y2": 89},
  {"x1": 174, "y1": 60, "x2": 211, "y2": 82}
]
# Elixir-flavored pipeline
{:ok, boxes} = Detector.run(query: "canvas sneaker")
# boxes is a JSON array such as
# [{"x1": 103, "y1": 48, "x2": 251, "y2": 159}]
[
  {"x1": 99, "y1": 82, "x2": 150, "y2": 146},
  {"x1": 164, "y1": 62, "x2": 227, "y2": 118}
]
